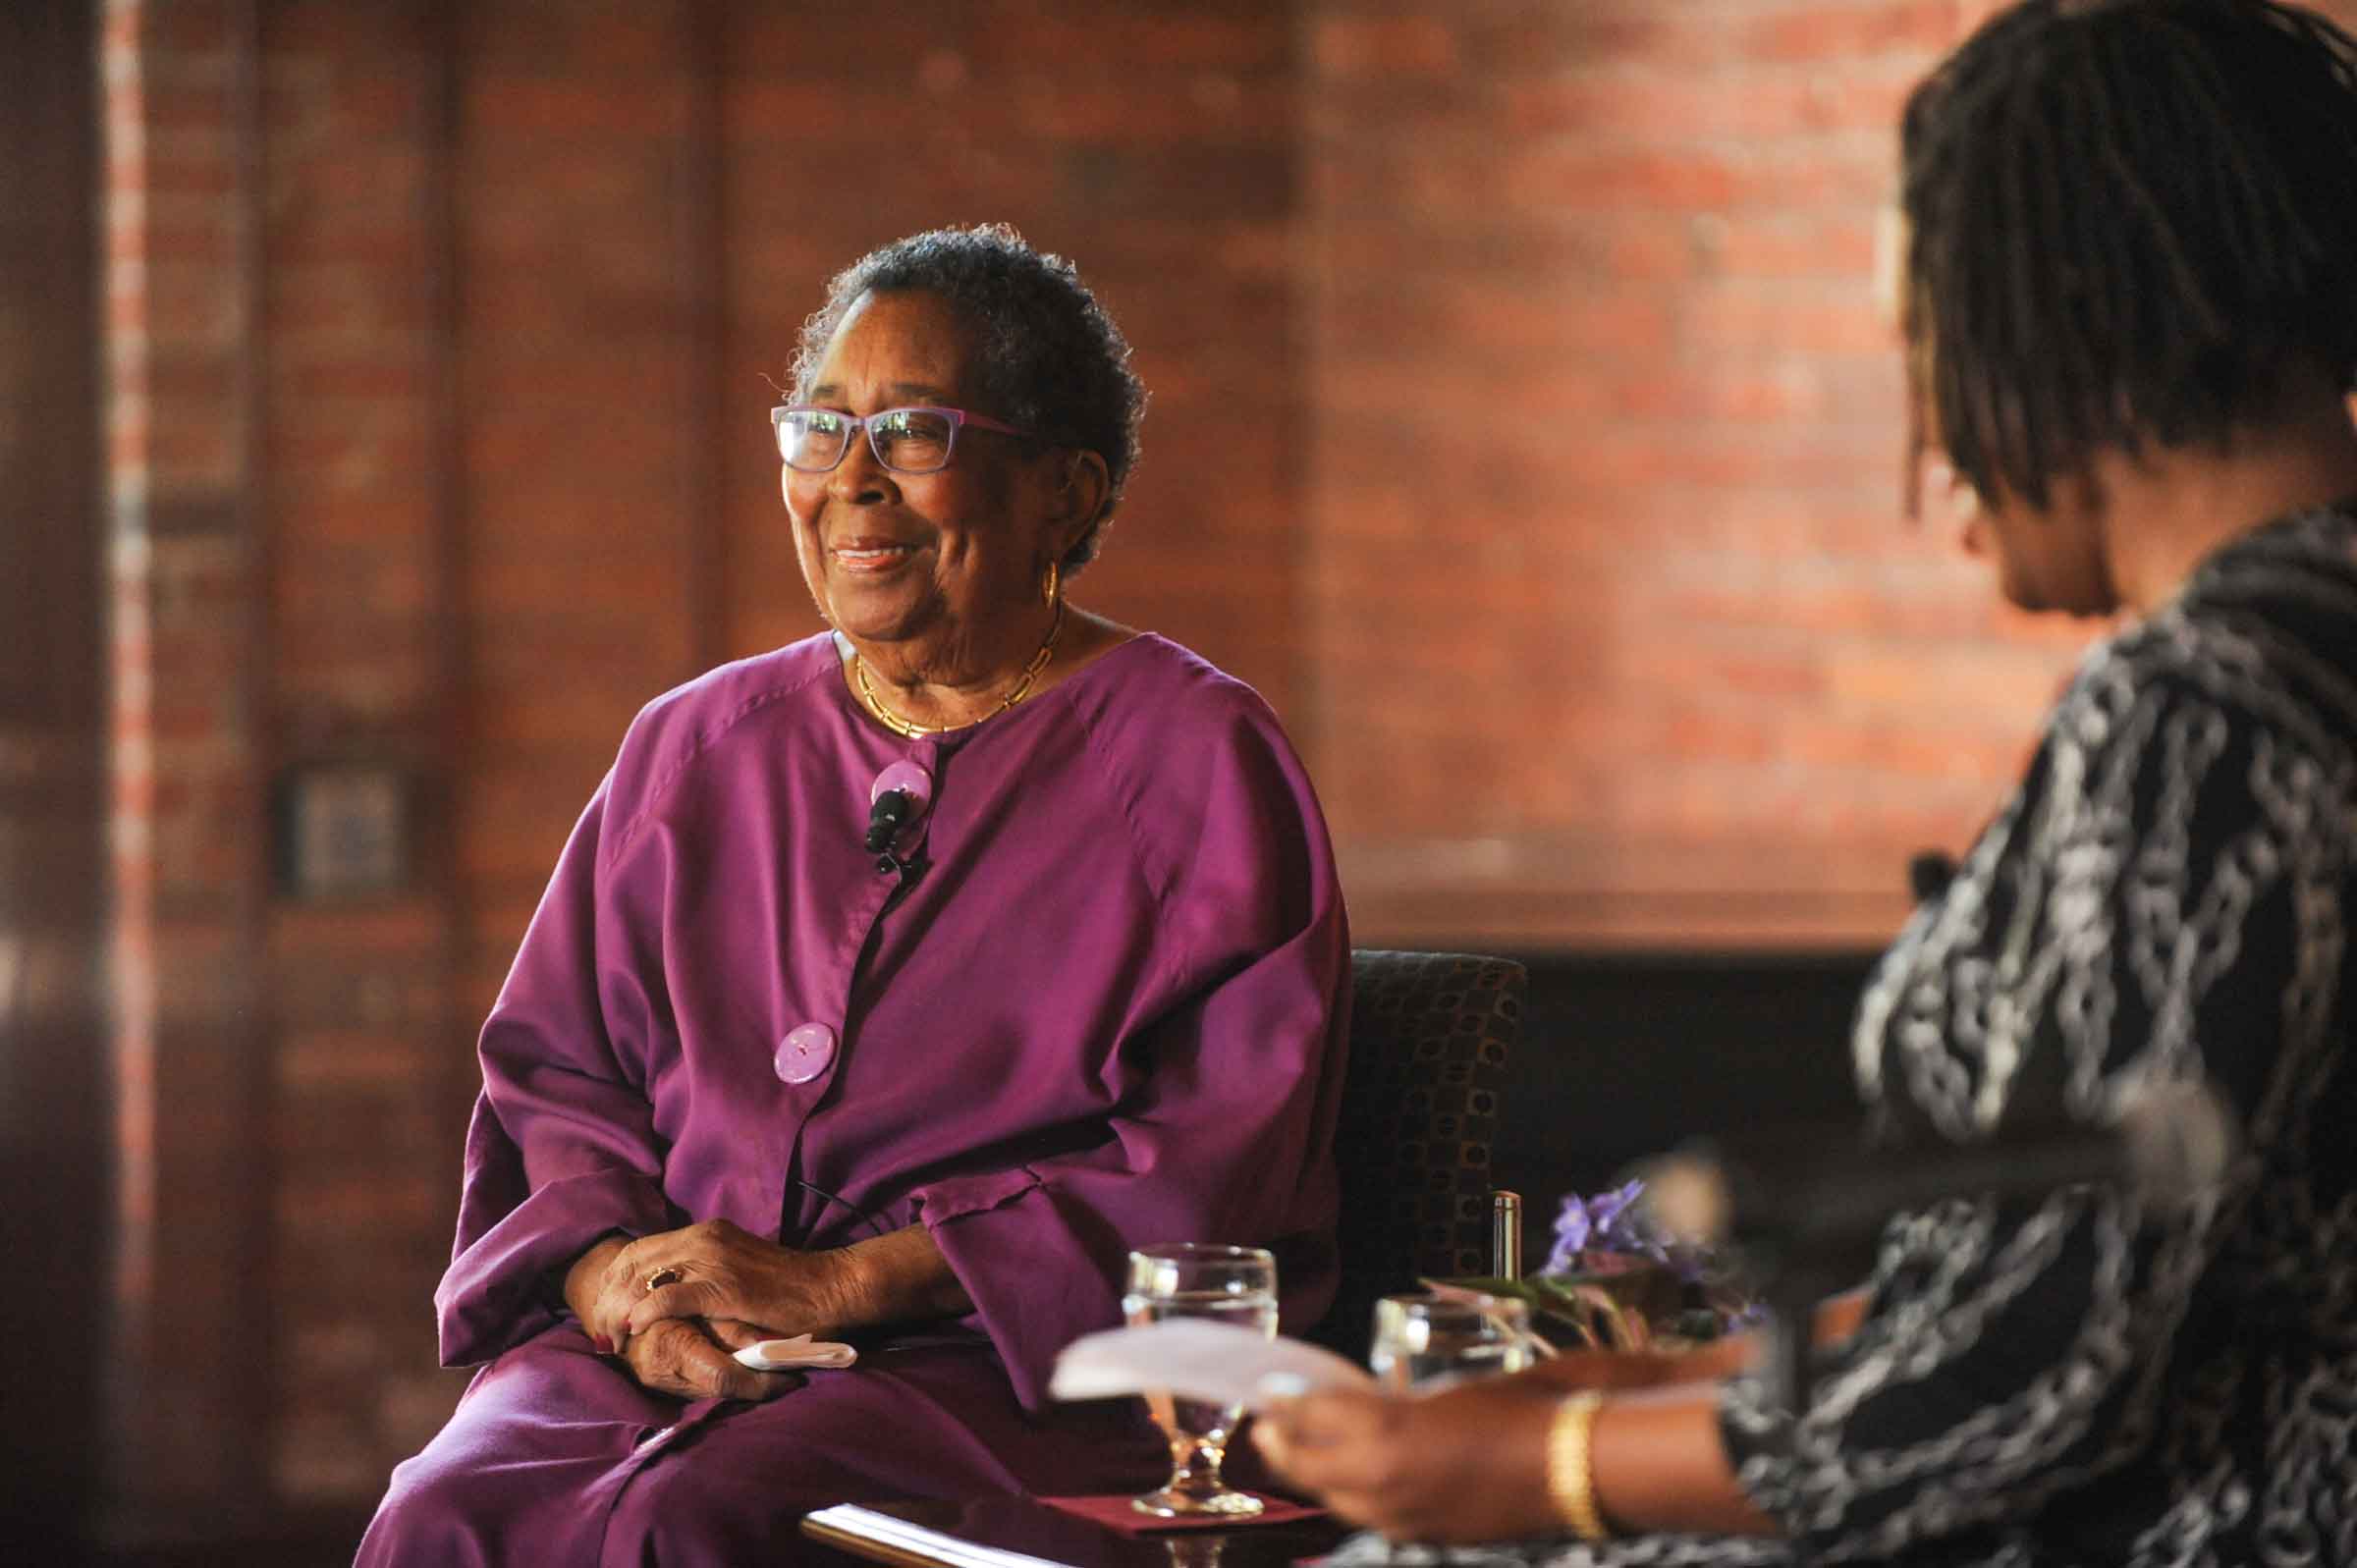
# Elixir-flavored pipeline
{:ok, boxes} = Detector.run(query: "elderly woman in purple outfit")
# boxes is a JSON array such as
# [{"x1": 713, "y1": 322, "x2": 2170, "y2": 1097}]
[{"x1": 357, "y1": 224, "x2": 1350, "y2": 1565}]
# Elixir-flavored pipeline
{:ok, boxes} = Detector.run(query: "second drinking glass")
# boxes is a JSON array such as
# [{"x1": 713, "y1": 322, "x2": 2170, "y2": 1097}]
[{"x1": 1368, "y1": 1290, "x2": 1534, "y2": 1391}]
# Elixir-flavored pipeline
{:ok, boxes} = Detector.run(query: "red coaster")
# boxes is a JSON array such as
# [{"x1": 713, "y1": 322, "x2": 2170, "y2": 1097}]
[{"x1": 1039, "y1": 1493, "x2": 1329, "y2": 1535}]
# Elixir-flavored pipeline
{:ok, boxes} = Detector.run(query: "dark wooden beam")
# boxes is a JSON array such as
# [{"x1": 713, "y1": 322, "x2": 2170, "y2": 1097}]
[{"x1": 0, "y1": 0, "x2": 108, "y2": 1554}]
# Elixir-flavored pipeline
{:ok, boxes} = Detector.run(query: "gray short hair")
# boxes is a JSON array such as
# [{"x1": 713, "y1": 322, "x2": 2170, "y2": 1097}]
[{"x1": 790, "y1": 224, "x2": 1147, "y2": 574}]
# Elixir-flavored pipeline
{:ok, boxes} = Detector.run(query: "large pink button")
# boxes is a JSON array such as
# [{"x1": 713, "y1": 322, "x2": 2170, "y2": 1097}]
[
  {"x1": 774, "y1": 1023, "x2": 837, "y2": 1085},
  {"x1": 871, "y1": 760, "x2": 932, "y2": 814}
]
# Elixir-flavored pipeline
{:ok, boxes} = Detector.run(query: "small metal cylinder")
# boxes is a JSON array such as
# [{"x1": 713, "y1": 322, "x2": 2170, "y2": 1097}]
[{"x1": 1492, "y1": 1189, "x2": 1524, "y2": 1280}]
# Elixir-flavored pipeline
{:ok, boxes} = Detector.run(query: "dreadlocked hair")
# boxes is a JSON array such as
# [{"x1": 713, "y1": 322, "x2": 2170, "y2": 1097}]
[{"x1": 1900, "y1": 0, "x2": 2357, "y2": 510}]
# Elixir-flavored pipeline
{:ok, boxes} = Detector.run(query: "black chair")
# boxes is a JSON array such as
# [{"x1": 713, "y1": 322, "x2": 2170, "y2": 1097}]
[{"x1": 1309, "y1": 948, "x2": 1526, "y2": 1361}]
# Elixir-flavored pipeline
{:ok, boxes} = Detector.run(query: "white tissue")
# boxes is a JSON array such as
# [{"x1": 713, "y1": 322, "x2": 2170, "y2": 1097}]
[
  {"x1": 733, "y1": 1333, "x2": 858, "y2": 1372},
  {"x1": 1050, "y1": 1319, "x2": 1374, "y2": 1410}
]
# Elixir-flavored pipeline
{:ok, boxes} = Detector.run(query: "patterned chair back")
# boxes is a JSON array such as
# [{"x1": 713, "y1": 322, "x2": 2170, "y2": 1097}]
[{"x1": 1308, "y1": 948, "x2": 1525, "y2": 1361}]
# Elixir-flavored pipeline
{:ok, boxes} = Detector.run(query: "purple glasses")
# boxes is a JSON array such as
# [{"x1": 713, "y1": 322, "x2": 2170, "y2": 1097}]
[{"x1": 772, "y1": 404, "x2": 1034, "y2": 476}]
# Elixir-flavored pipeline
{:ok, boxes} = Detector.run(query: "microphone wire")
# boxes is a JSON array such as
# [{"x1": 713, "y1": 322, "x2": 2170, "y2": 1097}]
[{"x1": 789, "y1": 1175, "x2": 896, "y2": 1245}]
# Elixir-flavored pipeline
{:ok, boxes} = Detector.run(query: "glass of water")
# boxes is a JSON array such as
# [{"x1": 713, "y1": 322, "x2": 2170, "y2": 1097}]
[
  {"x1": 1124, "y1": 1243, "x2": 1280, "y2": 1518},
  {"x1": 1368, "y1": 1290, "x2": 1534, "y2": 1391}
]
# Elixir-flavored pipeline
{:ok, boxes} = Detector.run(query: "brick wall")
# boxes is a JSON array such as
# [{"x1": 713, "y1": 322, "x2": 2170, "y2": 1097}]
[
  {"x1": 1298, "y1": 0, "x2": 2356, "y2": 946},
  {"x1": 260, "y1": 1, "x2": 466, "y2": 1507},
  {"x1": 1302, "y1": 0, "x2": 2041, "y2": 946},
  {"x1": 82, "y1": 0, "x2": 2357, "y2": 1541}
]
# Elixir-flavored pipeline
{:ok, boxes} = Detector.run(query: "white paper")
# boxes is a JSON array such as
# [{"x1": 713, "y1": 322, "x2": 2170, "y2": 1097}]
[
  {"x1": 804, "y1": 1505, "x2": 1070, "y2": 1568},
  {"x1": 733, "y1": 1333, "x2": 858, "y2": 1371},
  {"x1": 1050, "y1": 1320, "x2": 1375, "y2": 1410}
]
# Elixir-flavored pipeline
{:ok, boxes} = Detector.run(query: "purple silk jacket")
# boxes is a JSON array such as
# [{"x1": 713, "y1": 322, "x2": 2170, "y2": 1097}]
[{"x1": 403, "y1": 630, "x2": 1345, "y2": 1554}]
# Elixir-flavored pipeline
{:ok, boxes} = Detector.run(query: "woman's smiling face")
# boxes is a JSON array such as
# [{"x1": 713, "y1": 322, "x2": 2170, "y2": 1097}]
[{"x1": 784, "y1": 289, "x2": 1070, "y2": 669}]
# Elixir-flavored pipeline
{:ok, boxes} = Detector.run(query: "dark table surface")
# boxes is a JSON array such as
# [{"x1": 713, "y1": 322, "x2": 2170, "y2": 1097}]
[{"x1": 802, "y1": 1496, "x2": 1350, "y2": 1568}]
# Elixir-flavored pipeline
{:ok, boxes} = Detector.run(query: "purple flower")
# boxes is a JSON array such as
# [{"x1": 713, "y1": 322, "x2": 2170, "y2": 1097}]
[
  {"x1": 1544, "y1": 1178, "x2": 1662, "y2": 1275},
  {"x1": 1536, "y1": 1179, "x2": 1760, "y2": 1339}
]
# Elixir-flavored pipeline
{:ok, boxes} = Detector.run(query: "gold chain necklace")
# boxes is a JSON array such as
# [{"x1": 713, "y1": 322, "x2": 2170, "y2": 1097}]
[{"x1": 852, "y1": 599, "x2": 1065, "y2": 739}]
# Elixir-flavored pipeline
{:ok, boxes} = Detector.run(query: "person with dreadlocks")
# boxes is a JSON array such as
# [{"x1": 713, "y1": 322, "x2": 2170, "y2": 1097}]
[{"x1": 1253, "y1": 2, "x2": 2357, "y2": 1563}]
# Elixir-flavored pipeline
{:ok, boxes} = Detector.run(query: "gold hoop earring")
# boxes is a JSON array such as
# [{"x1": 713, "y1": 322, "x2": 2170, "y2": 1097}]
[{"x1": 1042, "y1": 559, "x2": 1061, "y2": 608}]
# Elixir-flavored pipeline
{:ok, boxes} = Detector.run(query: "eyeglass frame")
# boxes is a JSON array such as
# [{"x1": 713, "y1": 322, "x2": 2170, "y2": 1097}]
[{"x1": 770, "y1": 403, "x2": 1038, "y2": 476}]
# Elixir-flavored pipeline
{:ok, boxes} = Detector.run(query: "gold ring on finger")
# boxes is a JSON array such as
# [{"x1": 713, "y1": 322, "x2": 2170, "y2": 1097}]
[{"x1": 642, "y1": 1264, "x2": 686, "y2": 1293}]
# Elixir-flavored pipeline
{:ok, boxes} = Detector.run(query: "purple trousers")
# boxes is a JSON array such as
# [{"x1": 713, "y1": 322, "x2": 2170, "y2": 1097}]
[{"x1": 356, "y1": 1325, "x2": 1170, "y2": 1566}]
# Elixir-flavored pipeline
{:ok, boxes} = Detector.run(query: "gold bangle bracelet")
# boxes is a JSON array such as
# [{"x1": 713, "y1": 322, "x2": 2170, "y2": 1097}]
[{"x1": 1547, "y1": 1391, "x2": 1610, "y2": 1541}]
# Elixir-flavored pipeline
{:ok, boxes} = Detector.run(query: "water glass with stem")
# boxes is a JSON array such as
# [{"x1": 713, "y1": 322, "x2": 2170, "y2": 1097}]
[{"x1": 1122, "y1": 1243, "x2": 1280, "y2": 1518}]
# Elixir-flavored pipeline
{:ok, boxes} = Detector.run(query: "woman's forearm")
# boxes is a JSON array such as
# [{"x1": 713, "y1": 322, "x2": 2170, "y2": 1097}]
[
  {"x1": 1562, "y1": 1290, "x2": 1866, "y2": 1537},
  {"x1": 1255, "y1": 1358, "x2": 1782, "y2": 1542},
  {"x1": 833, "y1": 1223, "x2": 972, "y2": 1327},
  {"x1": 562, "y1": 1233, "x2": 631, "y2": 1327},
  {"x1": 1588, "y1": 1390, "x2": 1781, "y2": 1538}
]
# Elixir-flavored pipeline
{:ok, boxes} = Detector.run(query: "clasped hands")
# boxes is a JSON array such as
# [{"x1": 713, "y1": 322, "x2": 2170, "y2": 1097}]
[{"x1": 564, "y1": 1218, "x2": 854, "y2": 1403}]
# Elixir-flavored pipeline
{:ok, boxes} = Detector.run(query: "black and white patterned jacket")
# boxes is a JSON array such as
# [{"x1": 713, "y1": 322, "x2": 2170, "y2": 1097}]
[{"x1": 1348, "y1": 503, "x2": 2357, "y2": 1568}]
